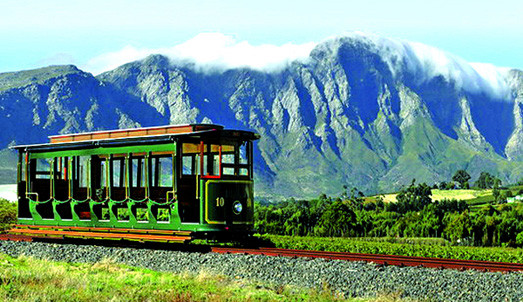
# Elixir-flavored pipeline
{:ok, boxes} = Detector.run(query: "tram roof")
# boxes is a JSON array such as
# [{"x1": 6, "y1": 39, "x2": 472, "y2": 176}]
[{"x1": 11, "y1": 124, "x2": 259, "y2": 152}]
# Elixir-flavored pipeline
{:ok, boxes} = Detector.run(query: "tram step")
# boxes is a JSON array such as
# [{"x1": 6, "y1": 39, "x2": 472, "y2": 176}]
[{"x1": 9, "y1": 227, "x2": 192, "y2": 243}]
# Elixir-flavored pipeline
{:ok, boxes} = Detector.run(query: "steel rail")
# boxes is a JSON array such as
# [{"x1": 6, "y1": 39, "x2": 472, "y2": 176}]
[
  {"x1": 211, "y1": 247, "x2": 523, "y2": 273},
  {"x1": 2, "y1": 234, "x2": 522, "y2": 272}
]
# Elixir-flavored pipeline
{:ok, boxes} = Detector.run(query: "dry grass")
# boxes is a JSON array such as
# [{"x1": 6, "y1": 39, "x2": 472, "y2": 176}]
[
  {"x1": 430, "y1": 189, "x2": 492, "y2": 201},
  {"x1": 376, "y1": 189, "x2": 492, "y2": 204}
]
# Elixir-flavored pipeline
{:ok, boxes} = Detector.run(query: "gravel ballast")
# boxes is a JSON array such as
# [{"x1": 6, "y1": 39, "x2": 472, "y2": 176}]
[{"x1": 1, "y1": 240, "x2": 522, "y2": 301}]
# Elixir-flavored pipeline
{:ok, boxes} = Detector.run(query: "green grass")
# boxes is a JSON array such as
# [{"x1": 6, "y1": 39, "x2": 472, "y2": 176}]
[
  {"x1": 261, "y1": 234, "x2": 523, "y2": 263},
  {"x1": 0, "y1": 253, "x2": 387, "y2": 302}
]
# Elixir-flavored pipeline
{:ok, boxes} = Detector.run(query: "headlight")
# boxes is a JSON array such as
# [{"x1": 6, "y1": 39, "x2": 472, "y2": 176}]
[{"x1": 233, "y1": 201, "x2": 243, "y2": 215}]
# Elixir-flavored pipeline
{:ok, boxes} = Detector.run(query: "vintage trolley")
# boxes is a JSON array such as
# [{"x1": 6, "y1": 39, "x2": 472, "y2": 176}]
[{"x1": 10, "y1": 124, "x2": 259, "y2": 243}]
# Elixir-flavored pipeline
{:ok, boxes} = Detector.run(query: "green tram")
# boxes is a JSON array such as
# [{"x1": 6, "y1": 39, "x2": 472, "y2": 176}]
[{"x1": 10, "y1": 124, "x2": 259, "y2": 243}]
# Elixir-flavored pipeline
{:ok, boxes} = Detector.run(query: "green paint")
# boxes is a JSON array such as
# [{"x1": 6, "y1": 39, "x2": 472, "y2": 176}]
[{"x1": 29, "y1": 143, "x2": 176, "y2": 159}]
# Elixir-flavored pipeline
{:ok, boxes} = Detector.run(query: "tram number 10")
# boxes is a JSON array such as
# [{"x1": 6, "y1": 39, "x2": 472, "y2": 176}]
[{"x1": 216, "y1": 197, "x2": 225, "y2": 207}]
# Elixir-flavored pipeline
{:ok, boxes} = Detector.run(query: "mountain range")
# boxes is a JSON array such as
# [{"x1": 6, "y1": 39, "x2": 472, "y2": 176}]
[{"x1": 1, "y1": 34, "x2": 522, "y2": 198}]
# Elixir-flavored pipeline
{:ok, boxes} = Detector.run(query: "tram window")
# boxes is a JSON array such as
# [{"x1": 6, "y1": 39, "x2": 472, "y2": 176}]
[
  {"x1": 222, "y1": 153, "x2": 234, "y2": 164},
  {"x1": 130, "y1": 156, "x2": 145, "y2": 188},
  {"x1": 223, "y1": 167, "x2": 234, "y2": 175},
  {"x1": 240, "y1": 168, "x2": 249, "y2": 176},
  {"x1": 182, "y1": 155, "x2": 193, "y2": 175},
  {"x1": 158, "y1": 157, "x2": 173, "y2": 187},
  {"x1": 77, "y1": 156, "x2": 89, "y2": 188},
  {"x1": 20, "y1": 152, "x2": 26, "y2": 182},
  {"x1": 239, "y1": 143, "x2": 248, "y2": 164},
  {"x1": 100, "y1": 158, "x2": 107, "y2": 188},
  {"x1": 55, "y1": 157, "x2": 69, "y2": 180},
  {"x1": 111, "y1": 157, "x2": 125, "y2": 187},
  {"x1": 93, "y1": 157, "x2": 109, "y2": 201},
  {"x1": 182, "y1": 143, "x2": 199, "y2": 175},
  {"x1": 203, "y1": 153, "x2": 220, "y2": 176},
  {"x1": 35, "y1": 159, "x2": 51, "y2": 179},
  {"x1": 212, "y1": 153, "x2": 220, "y2": 174}
]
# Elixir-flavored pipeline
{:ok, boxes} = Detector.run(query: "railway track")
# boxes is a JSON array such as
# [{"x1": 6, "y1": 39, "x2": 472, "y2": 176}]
[
  {"x1": 2, "y1": 233, "x2": 522, "y2": 273},
  {"x1": 211, "y1": 247, "x2": 523, "y2": 273}
]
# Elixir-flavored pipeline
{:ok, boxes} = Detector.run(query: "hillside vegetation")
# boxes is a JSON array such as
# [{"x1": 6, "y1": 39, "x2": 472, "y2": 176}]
[{"x1": 255, "y1": 176, "x2": 523, "y2": 248}]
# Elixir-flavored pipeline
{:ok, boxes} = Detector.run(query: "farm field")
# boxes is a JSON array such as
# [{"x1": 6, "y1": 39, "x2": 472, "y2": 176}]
[
  {"x1": 375, "y1": 187, "x2": 523, "y2": 206},
  {"x1": 377, "y1": 189, "x2": 493, "y2": 204}
]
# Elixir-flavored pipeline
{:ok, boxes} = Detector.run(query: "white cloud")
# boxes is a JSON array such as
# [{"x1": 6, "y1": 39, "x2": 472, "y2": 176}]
[
  {"x1": 83, "y1": 31, "x2": 513, "y2": 100},
  {"x1": 333, "y1": 32, "x2": 512, "y2": 99},
  {"x1": 82, "y1": 33, "x2": 317, "y2": 75},
  {"x1": 38, "y1": 52, "x2": 77, "y2": 67}
]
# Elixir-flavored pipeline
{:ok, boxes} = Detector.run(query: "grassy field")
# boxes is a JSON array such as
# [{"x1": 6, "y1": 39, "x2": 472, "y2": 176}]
[
  {"x1": 430, "y1": 189, "x2": 492, "y2": 201},
  {"x1": 374, "y1": 187, "x2": 522, "y2": 206},
  {"x1": 377, "y1": 189, "x2": 494, "y2": 204},
  {"x1": 0, "y1": 253, "x2": 399, "y2": 302}
]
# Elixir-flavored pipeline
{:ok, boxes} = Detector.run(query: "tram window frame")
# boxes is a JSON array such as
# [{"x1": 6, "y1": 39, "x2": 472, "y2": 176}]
[
  {"x1": 180, "y1": 140, "x2": 253, "y2": 179},
  {"x1": 19, "y1": 152, "x2": 26, "y2": 183},
  {"x1": 34, "y1": 158, "x2": 52, "y2": 179},
  {"x1": 72, "y1": 156, "x2": 90, "y2": 200},
  {"x1": 92, "y1": 155, "x2": 109, "y2": 201},
  {"x1": 220, "y1": 141, "x2": 252, "y2": 179},
  {"x1": 74, "y1": 156, "x2": 90, "y2": 188},
  {"x1": 150, "y1": 154, "x2": 175, "y2": 187},
  {"x1": 111, "y1": 156, "x2": 125, "y2": 188},
  {"x1": 130, "y1": 155, "x2": 146, "y2": 188},
  {"x1": 129, "y1": 153, "x2": 147, "y2": 200},
  {"x1": 53, "y1": 156, "x2": 72, "y2": 201}
]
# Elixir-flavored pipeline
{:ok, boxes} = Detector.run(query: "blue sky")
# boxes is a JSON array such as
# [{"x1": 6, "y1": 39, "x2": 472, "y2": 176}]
[{"x1": 1, "y1": 0, "x2": 522, "y2": 74}]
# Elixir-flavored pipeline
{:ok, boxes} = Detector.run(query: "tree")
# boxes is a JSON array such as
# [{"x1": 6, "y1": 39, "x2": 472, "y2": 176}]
[
  {"x1": 316, "y1": 200, "x2": 357, "y2": 237},
  {"x1": 475, "y1": 172, "x2": 494, "y2": 189},
  {"x1": 444, "y1": 211, "x2": 472, "y2": 243},
  {"x1": 452, "y1": 170, "x2": 471, "y2": 188},
  {"x1": 493, "y1": 187, "x2": 500, "y2": 202},
  {"x1": 394, "y1": 179, "x2": 432, "y2": 213}
]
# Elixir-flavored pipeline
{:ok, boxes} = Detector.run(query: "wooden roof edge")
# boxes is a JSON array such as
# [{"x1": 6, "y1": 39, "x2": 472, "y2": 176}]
[{"x1": 48, "y1": 123, "x2": 224, "y2": 140}]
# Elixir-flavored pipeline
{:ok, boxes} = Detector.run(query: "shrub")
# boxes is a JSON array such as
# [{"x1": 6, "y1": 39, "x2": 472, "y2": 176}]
[{"x1": 0, "y1": 198, "x2": 17, "y2": 231}]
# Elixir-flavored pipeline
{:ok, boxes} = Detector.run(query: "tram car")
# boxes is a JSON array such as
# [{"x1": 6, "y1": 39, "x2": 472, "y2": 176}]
[{"x1": 9, "y1": 124, "x2": 259, "y2": 243}]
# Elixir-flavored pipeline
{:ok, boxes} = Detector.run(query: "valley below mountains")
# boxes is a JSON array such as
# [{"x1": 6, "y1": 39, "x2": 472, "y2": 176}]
[{"x1": 1, "y1": 34, "x2": 522, "y2": 198}]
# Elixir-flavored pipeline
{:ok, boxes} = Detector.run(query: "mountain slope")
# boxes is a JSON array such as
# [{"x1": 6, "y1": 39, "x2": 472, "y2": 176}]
[{"x1": 1, "y1": 34, "x2": 522, "y2": 197}]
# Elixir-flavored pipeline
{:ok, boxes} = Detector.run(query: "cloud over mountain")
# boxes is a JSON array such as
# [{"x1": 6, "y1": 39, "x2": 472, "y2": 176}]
[
  {"x1": 83, "y1": 33, "x2": 316, "y2": 75},
  {"x1": 324, "y1": 33, "x2": 513, "y2": 99},
  {"x1": 84, "y1": 32, "x2": 514, "y2": 100}
]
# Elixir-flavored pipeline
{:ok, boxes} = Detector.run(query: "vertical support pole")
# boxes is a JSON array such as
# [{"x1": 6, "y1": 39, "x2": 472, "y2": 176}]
[
  {"x1": 174, "y1": 141, "x2": 180, "y2": 196},
  {"x1": 234, "y1": 143, "x2": 240, "y2": 176},
  {"x1": 219, "y1": 145, "x2": 222, "y2": 178},
  {"x1": 146, "y1": 152, "x2": 152, "y2": 198},
  {"x1": 109, "y1": 154, "x2": 114, "y2": 198}
]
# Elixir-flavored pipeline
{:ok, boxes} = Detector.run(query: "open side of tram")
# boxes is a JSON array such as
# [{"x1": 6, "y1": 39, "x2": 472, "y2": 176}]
[{"x1": 10, "y1": 124, "x2": 259, "y2": 242}]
